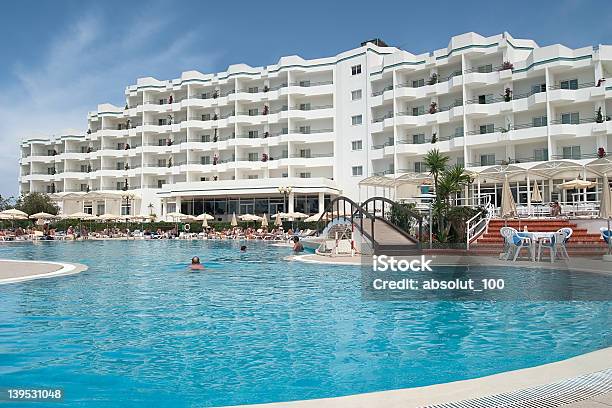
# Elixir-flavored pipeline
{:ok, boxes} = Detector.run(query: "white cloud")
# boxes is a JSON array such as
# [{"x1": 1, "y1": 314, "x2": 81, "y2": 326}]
[{"x1": 0, "y1": 4, "x2": 221, "y2": 197}]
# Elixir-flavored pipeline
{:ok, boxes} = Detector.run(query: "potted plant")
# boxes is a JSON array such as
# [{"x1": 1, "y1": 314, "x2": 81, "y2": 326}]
[
  {"x1": 427, "y1": 73, "x2": 438, "y2": 85},
  {"x1": 598, "y1": 147, "x2": 606, "y2": 158},
  {"x1": 431, "y1": 132, "x2": 438, "y2": 144},
  {"x1": 596, "y1": 107, "x2": 604, "y2": 123},
  {"x1": 503, "y1": 88, "x2": 512, "y2": 102},
  {"x1": 428, "y1": 102, "x2": 438, "y2": 114},
  {"x1": 500, "y1": 61, "x2": 513, "y2": 71}
]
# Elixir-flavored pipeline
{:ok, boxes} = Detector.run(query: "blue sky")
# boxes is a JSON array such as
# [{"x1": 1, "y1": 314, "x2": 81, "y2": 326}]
[{"x1": 1, "y1": 0, "x2": 610, "y2": 197}]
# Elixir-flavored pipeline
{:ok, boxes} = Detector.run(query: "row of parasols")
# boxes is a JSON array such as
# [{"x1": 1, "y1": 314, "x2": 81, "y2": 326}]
[
  {"x1": 0, "y1": 209, "x2": 350, "y2": 227},
  {"x1": 500, "y1": 175, "x2": 612, "y2": 218}
]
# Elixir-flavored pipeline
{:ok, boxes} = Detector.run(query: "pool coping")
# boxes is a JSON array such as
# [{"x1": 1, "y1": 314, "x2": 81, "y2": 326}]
[
  {"x1": 221, "y1": 347, "x2": 612, "y2": 407},
  {"x1": 0, "y1": 259, "x2": 88, "y2": 285},
  {"x1": 291, "y1": 254, "x2": 612, "y2": 276}
]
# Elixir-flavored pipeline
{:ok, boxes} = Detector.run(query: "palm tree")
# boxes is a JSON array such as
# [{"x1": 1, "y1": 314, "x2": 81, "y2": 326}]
[
  {"x1": 424, "y1": 149, "x2": 449, "y2": 234},
  {"x1": 437, "y1": 164, "x2": 473, "y2": 238}
]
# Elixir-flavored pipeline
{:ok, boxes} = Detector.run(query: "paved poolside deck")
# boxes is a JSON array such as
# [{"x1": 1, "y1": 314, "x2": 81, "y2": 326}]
[
  {"x1": 0, "y1": 259, "x2": 88, "y2": 284},
  {"x1": 223, "y1": 347, "x2": 612, "y2": 408}
]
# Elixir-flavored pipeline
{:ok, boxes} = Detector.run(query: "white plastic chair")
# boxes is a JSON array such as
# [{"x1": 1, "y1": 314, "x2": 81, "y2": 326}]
[{"x1": 537, "y1": 231, "x2": 566, "y2": 263}]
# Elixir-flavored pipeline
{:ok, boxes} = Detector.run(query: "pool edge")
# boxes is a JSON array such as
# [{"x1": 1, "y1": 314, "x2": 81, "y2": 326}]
[{"x1": 0, "y1": 259, "x2": 88, "y2": 285}]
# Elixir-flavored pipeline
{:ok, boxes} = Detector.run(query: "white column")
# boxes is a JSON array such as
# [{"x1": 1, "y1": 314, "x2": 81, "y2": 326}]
[
  {"x1": 176, "y1": 197, "x2": 182, "y2": 214},
  {"x1": 318, "y1": 192, "x2": 325, "y2": 213},
  {"x1": 526, "y1": 173, "x2": 531, "y2": 213},
  {"x1": 288, "y1": 191, "x2": 295, "y2": 213}
]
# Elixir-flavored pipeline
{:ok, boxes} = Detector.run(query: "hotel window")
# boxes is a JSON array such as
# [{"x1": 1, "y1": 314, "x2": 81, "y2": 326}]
[
  {"x1": 479, "y1": 124, "x2": 495, "y2": 134},
  {"x1": 201, "y1": 156, "x2": 211, "y2": 165},
  {"x1": 80, "y1": 164, "x2": 88, "y2": 172},
  {"x1": 117, "y1": 142, "x2": 125, "y2": 150},
  {"x1": 202, "y1": 113, "x2": 211, "y2": 121},
  {"x1": 351, "y1": 89, "x2": 362, "y2": 100},
  {"x1": 299, "y1": 126, "x2": 311, "y2": 134},
  {"x1": 158, "y1": 118, "x2": 167, "y2": 126},
  {"x1": 476, "y1": 64, "x2": 493, "y2": 73},
  {"x1": 248, "y1": 153, "x2": 258, "y2": 162},
  {"x1": 248, "y1": 108, "x2": 258, "y2": 116},
  {"x1": 281, "y1": 150, "x2": 288, "y2": 159},
  {"x1": 412, "y1": 78, "x2": 425, "y2": 88},
  {"x1": 282, "y1": 172, "x2": 288, "y2": 178},
  {"x1": 351, "y1": 115, "x2": 362, "y2": 125},
  {"x1": 299, "y1": 103, "x2": 311, "y2": 111},
  {"x1": 47, "y1": 167, "x2": 54, "y2": 175},
  {"x1": 562, "y1": 145, "x2": 581, "y2": 160},
  {"x1": 83, "y1": 202, "x2": 93, "y2": 214},
  {"x1": 560, "y1": 79, "x2": 578, "y2": 90},
  {"x1": 248, "y1": 86, "x2": 259, "y2": 93},
  {"x1": 248, "y1": 175, "x2": 259, "y2": 179},
  {"x1": 116, "y1": 181, "x2": 125, "y2": 190},
  {"x1": 561, "y1": 112, "x2": 579, "y2": 124},
  {"x1": 412, "y1": 133, "x2": 426, "y2": 144},
  {"x1": 200, "y1": 177, "x2": 208, "y2": 182},
  {"x1": 157, "y1": 180, "x2": 166, "y2": 188},
  {"x1": 478, "y1": 94, "x2": 493, "y2": 104},
  {"x1": 46, "y1": 185, "x2": 54, "y2": 193},
  {"x1": 299, "y1": 172, "x2": 311, "y2": 178},
  {"x1": 201, "y1": 134, "x2": 211, "y2": 142},
  {"x1": 299, "y1": 149, "x2": 311, "y2": 158},
  {"x1": 412, "y1": 106, "x2": 425, "y2": 116},
  {"x1": 414, "y1": 162, "x2": 427, "y2": 173},
  {"x1": 351, "y1": 140, "x2": 363, "y2": 151},
  {"x1": 352, "y1": 166, "x2": 363, "y2": 176},
  {"x1": 299, "y1": 80, "x2": 311, "y2": 87},
  {"x1": 248, "y1": 130, "x2": 258, "y2": 139},
  {"x1": 158, "y1": 139, "x2": 165, "y2": 146},
  {"x1": 534, "y1": 148, "x2": 548, "y2": 161},
  {"x1": 531, "y1": 83, "x2": 546, "y2": 94},
  {"x1": 116, "y1": 162, "x2": 124, "y2": 170},
  {"x1": 201, "y1": 92, "x2": 211, "y2": 99},
  {"x1": 121, "y1": 202, "x2": 131, "y2": 216},
  {"x1": 96, "y1": 204, "x2": 105, "y2": 216},
  {"x1": 480, "y1": 154, "x2": 496, "y2": 166},
  {"x1": 80, "y1": 184, "x2": 88, "y2": 192},
  {"x1": 454, "y1": 126, "x2": 464, "y2": 137},
  {"x1": 532, "y1": 116, "x2": 547, "y2": 127},
  {"x1": 351, "y1": 64, "x2": 361, "y2": 75},
  {"x1": 157, "y1": 159, "x2": 166, "y2": 167}
]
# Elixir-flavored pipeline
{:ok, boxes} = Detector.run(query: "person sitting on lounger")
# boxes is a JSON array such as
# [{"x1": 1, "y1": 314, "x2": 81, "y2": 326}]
[
  {"x1": 190, "y1": 256, "x2": 204, "y2": 270},
  {"x1": 292, "y1": 236, "x2": 304, "y2": 253}
]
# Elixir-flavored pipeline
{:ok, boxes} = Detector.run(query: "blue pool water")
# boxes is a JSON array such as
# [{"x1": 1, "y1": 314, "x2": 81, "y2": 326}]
[{"x1": 0, "y1": 240, "x2": 610, "y2": 407}]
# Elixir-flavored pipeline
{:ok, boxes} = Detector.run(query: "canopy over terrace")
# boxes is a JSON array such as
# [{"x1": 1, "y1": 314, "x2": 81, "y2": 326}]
[
  {"x1": 359, "y1": 158, "x2": 612, "y2": 213},
  {"x1": 51, "y1": 191, "x2": 140, "y2": 217},
  {"x1": 358, "y1": 172, "x2": 432, "y2": 202}
]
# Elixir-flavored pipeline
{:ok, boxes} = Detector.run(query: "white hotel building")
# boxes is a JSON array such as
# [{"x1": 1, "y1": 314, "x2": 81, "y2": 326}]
[{"x1": 18, "y1": 32, "x2": 612, "y2": 219}]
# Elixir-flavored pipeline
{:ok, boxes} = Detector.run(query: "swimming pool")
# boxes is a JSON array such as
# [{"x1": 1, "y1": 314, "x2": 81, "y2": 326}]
[{"x1": 0, "y1": 240, "x2": 610, "y2": 407}]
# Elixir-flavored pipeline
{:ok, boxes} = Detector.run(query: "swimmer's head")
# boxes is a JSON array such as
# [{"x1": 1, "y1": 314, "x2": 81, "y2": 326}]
[
  {"x1": 191, "y1": 256, "x2": 200, "y2": 264},
  {"x1": 240, "y1": 245, "x2": 247, "y2": 251}
]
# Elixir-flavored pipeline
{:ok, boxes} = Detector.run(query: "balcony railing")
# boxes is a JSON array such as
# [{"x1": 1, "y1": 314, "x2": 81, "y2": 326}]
[
  {"x1": 291, "y1": 128, "x2": 333, "y2": 134},
  {"x1": 465, "y1": 96, "x2": 509, "y2": 104},
  {"x1": 548, "y1": 81, "x2": 596, "y2": 90},
  {"x1": 372, "y1": 84, "x2": 393, "y2": 96},
  {"x1": 512, "y1": 89, "x2": 546, "y2": 100},
  {"x1": 467, "y1": 157, "x2": 548, "y2": 167},
  {"x1": 372, "y1": 141, "x2": 394, "y2": 150},
  {"x1": 372, "y1": 112, "x2": 394, "y2": 122},
  {"x1": 549, "y1": 117, "x2": 597, "y2": 125},
  {"x1": 289, "y1": 153, "x2": 334, "y2": 158},
  {"x1": 463, "y1": 64, "x2": 507, "y2": 74},
  {"x1": 289, "y1": 80, "x2": 333, "y2": 87},
  {"x1": 292, "y1": 104, "x2": 333, "y2": 111},
  {"x1": 550, "y1": 153, "x2": 600, "y2": 160},
  {"x1": 465, "y1": 127, "x2": 506, "y2": 136}
]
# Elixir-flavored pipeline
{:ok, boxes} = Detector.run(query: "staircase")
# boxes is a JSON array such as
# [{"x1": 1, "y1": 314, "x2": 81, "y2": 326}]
[{"x1": 471, "y1": 219, "x2": 608, "y2": 257}]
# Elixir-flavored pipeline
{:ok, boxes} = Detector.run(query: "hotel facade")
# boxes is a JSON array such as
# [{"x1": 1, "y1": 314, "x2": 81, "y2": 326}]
[{"x1": 18, "y1": 32, "x2": 612, "y2": 219}]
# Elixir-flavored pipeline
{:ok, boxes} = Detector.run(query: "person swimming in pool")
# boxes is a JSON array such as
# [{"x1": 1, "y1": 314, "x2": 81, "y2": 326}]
[
  {"x1": 190, "y1": 256, "x2": 204, "y2": 270},
  {"x1": 240, "y1": 245, "x2": 247, "y2": 252},
  {"x1": 292, "y1": 236, "x2": 304, "y2": 253}
]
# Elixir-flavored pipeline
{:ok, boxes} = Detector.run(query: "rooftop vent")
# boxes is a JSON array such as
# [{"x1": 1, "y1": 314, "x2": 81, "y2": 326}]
[{"x1": 361, "y1": 38, "x2": 388, "y2": 47}]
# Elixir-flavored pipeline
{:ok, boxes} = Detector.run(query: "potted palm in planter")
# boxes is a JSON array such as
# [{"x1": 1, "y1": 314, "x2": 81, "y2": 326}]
[
  {"x1": 503, "y1": 88, "x2": 512, "y2": 102},
  {"x1": 427, "y1": 73, "x2": 438, "y2": 85},
  {"x1": 428, "y1": 102, "x2": 438, "y2": 114}
]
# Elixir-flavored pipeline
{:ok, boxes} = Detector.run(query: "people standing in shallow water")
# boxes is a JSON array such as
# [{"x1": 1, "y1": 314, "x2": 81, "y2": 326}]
[
  {"x1": 292, "y1": 236, "x2": 304, "y2": 253},
  {"x1": 190, "y1": 256, "x2": 204, "y2": 270}
]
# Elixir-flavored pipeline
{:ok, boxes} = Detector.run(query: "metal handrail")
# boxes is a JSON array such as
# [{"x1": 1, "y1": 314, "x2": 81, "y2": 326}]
[{"x1": 548, "y1": 81, "x2": 595, "y2": 90}]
